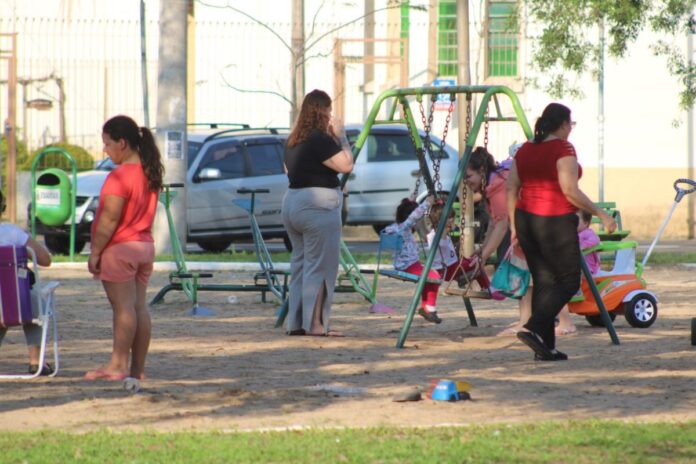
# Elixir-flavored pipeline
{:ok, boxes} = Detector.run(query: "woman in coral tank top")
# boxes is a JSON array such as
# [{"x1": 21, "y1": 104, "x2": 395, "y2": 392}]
[
  {"x1": 506, "y1": 103, "x2": 616, "y2": 361},
  {"x1": 85, "y1": 115, "x2": 164, "y2": 381}
]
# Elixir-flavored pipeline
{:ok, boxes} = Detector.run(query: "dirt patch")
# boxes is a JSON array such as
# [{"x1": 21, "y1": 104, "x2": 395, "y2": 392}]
[{"x1": 1, "y1": 265, "x2": 695, "y2": 432}]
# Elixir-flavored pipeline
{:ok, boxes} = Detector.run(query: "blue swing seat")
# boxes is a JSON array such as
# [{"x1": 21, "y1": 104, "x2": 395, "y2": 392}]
[{"x1": 375, "y1": 233, "x2": 442, "y2": 285}]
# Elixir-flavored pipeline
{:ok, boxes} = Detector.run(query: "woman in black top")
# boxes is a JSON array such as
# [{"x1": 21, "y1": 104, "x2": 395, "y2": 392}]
[{"x1": 282, "y1": 89, "x2": 354, "y2": 336}]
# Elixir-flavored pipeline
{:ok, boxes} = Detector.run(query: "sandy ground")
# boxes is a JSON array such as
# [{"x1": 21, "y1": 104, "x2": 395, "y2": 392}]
[{"x1": 1, "y1": 264, "x2": 695, "y2": 432}]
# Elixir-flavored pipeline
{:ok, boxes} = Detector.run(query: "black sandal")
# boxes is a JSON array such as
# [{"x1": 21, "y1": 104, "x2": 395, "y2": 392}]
[{"x1": 28, "y1": 363, "x2": 54, "y2": 376}]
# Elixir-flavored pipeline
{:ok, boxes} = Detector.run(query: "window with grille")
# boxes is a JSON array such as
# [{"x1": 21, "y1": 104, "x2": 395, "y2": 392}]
[
  {"x1": 487, "y1": 0, "x2": 518, "y2": 78},
  {"x1": 437, "y1": 0, "x2": 457, "y2": 77}
]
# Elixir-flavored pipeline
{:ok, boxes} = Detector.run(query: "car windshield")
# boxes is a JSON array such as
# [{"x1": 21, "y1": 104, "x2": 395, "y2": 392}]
[{"x1": 94, "y1": 140, "x2": 205, "y2": 171}]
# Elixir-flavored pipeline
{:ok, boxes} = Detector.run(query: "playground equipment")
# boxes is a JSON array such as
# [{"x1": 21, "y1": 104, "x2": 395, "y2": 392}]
[
  {"x1": 150, "y1": 185, "x2": 289, "y2": 315},
  {"x1": 341, "y1": 84, "x2": 620, "y2": 348},
  {"x1": 570, "y1": 179, "x2": 696, "y2": 329},
  {"x1": 30, "y1": 147, "x2": 78, "y2": 260}
]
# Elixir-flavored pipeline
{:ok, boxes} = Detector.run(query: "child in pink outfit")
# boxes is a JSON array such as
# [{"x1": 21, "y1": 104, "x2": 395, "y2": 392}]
[{"x1": 578, "y1": 209, "x2": 600, "y2": 274}]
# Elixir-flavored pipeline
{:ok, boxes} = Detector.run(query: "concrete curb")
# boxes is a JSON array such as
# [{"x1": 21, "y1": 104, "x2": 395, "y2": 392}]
[{"x1": 49, "y1": 262, "x2": 381, "y2": 272}]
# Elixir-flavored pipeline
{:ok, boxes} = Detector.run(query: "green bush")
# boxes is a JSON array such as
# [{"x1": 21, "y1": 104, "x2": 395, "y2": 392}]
[
  {"x1": 1, "y1": 137, "x2": 29, "y2": 199},
  {"x1": 24, "y1": 142, "x2": 94, "y2": 172}
]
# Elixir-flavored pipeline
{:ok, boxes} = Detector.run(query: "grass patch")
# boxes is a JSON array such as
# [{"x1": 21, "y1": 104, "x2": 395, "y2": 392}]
[{"x1": 2, "y1": 421, "x2": 696, "y2": 463}]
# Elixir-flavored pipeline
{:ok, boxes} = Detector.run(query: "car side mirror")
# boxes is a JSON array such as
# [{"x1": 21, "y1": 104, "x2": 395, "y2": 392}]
[{"x1": 197, "y1": 167, "x2": 222, "y2": 182}]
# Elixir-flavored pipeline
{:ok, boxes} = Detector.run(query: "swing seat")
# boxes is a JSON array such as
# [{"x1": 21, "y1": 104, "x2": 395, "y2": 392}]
[
  {"x1": 442, "y1": 287, "x2": 492, "y2": 299},
  {"x1": 379, "y1": 269, "x2": 442, "y2": 285},
  {"x1": 374, "y1": 232, "x2": 443, "y2": 286}
]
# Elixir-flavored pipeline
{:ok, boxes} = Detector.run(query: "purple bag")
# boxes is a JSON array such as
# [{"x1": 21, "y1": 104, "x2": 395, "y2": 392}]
[{"x1": 0, "y1": 246, "x2": 33, "y2": 326}]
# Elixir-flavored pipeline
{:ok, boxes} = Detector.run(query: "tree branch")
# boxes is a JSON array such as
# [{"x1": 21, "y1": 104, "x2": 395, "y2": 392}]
[
  {"x1": 303, "y1": 2, "x2": 427, "y2": 53},
  {"x1": 195, "y1": 0, "x2": 292, "y2": 54},
  {"x1": 219, "y1": 66, "x2": 293, "y2": 106}
]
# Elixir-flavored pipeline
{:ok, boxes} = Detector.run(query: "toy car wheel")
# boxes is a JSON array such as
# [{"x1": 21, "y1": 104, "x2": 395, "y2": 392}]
[
  {"x1": 624, "y1": 293, "x2": 657, "y2": 328},
  {"x1": 585, "y1": 312, "x2": 616, "y2": 327}
]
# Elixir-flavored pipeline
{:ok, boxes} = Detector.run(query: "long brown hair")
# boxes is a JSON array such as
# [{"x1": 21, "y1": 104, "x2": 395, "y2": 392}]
[
  {"x1": 287, "y1": 89, "x2": 333, "y2": 147},
  {"x1": 103, "y1": 115, "x2": 164, "y2": 192}
]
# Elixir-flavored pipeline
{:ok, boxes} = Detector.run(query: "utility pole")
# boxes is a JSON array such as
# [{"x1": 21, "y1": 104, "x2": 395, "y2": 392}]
[
  {"x1": 291, "y1": 0, "x2": 305, "y2": 123},
  {"x1": 456, "y1": 0, "x2": 474, "y2": 257},
  {"x1": 688, "y1": 19, "x2": 695, "y2": 239},
  {"x1": 363, "y1": 0, "x2": 375, "y2": 119},
  {"x1": 154, "y1": 0, "x2": 188, "y2": 254}
]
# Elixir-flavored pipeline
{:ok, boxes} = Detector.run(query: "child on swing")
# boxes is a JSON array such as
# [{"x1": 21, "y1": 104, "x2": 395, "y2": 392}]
[
  {"x1": 383, "y1": 196, "x2": 443, "y2": 323},
  {"x1": 427, "y1": 201, "x2": 504, "y2": 300}
]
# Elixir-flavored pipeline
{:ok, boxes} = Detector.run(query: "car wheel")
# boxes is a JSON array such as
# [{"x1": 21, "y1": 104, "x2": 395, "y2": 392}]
[
  {"x1": 624, "y1": 293, "x2": 658, "y2": 328},
  {"x1": 44, "y1": 235, "x2": 86, "y2": 255},
  {"x1": 585, "y1": 312, "x2": 617, "y2": 327},
  {"x1": 196, "y1": 239, "x2": 232, "y2": 253},
  {"x1": 283, "y1": 233, "x2": 293, "y2": 252}
]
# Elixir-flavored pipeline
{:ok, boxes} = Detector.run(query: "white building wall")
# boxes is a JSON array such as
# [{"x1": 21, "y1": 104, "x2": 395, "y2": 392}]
[{"x1": 0, "y1": 1, "x2": 692, "y2": 169}]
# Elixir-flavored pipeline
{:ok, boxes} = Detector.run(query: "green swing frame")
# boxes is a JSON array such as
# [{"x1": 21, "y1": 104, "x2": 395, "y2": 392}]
[{"x1": 338, "y1": 84, "x2": 620, "y2": 348}]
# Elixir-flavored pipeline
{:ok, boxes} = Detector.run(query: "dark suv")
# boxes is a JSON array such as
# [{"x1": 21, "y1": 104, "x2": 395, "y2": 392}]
[{"x1": 32, "y1": 125, "x2": 289, "y2": 254}]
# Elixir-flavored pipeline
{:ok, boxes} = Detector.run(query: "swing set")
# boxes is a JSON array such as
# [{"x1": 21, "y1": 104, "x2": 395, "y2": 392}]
[{"x1": 339, "y1": 84, "x2": 621, "y2": 348}]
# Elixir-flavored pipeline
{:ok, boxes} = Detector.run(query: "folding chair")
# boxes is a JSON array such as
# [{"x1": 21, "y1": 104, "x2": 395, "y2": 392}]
[{"x1": 0, "y1": 245, "x2": 59, "y2": 379}]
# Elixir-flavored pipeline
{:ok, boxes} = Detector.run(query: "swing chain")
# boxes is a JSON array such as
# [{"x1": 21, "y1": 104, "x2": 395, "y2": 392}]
[{"x1": 483, "y1": 105, "x2": 490, "y2": 149}]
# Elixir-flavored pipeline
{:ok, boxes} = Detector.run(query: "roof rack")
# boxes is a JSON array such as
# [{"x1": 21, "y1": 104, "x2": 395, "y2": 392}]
[
  {"x1": 203, "y1": 127, "x2": 289, "y2": 143},
  {"x1": 187, "y1": 123, "x2": 251, "y2": 130}
]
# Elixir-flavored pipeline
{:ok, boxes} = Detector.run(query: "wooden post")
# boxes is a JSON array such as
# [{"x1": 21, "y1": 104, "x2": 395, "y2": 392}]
[
  {"x1": 456, "y1": 0, "x2": 474, "y2": 257},
  {"x1": 427, "y1": 0, "x2": 438, "y2": 83}
]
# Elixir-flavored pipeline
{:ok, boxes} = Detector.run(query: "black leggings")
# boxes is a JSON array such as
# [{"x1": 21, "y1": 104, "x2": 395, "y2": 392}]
[{"x1": 515, "y1": 209, "x2": 581, "y2": 350}]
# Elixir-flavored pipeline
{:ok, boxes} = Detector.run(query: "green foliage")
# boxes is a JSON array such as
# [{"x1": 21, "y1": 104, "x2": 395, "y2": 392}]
[
  {"x1": 1, "y1": 421, "x2": 696, "y2": 463},
  {"x1": 24, "y1": 142, "x2": 95, "y2": 172},
  {"x1": 523, "y1": 0, "x2": 696, "y2": 108}
]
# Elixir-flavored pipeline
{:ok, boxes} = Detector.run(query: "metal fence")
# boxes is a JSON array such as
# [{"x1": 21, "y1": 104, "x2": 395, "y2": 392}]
[{"x1": 0, "y1": 14, "x2": 435, "y2": 157}]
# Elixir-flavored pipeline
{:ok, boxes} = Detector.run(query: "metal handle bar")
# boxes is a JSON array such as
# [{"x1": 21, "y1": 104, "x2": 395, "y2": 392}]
[
  {"x1": 237, "y1": 188, "x2": 270, "y2": 194},
  {"x1": 165, "y1": 183, "x2": 184, "y2": 188},
  {"x1": 673, "y1": 178, "x2": 696, "y2": 202}
]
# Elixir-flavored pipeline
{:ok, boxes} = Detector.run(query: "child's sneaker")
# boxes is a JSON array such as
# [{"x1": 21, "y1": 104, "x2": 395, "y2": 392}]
[
  {"x1": 418, "y1": 307, "x2": 442, "y2": 324},
  {"x1": 488, "y1": 287, "x2": 506, "y2": 301}
]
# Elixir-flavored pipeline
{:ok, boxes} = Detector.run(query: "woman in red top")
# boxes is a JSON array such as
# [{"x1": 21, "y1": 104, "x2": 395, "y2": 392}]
[
  {"x1": 85, "y1": 115, "x2": 164, "y2": 381},
  {"x1": 506, "y1": 103, "x2": 616, "y2": 361}
]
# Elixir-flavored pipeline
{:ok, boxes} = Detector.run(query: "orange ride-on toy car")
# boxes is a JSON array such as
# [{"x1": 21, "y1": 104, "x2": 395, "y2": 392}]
[
  {"x1": 569, "y1": 241, "x2": 656, "y2": 328},
  {"x1": 570, "y1": 178, "x2": 696, "y2": 328}
]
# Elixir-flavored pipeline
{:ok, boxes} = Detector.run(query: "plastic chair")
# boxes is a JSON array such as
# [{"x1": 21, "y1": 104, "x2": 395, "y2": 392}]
[{"x1": 0, "y1": 245, "x2": 59, "y2": 379}]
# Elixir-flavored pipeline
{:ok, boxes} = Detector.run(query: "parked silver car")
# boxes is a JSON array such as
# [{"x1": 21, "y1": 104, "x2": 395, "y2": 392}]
[
  {"x1": 344, "y1": 124, "x2": 461, "y2": 233},
  {"x1": 32, "y1": 126, "x2": 289, "y2": 253}
]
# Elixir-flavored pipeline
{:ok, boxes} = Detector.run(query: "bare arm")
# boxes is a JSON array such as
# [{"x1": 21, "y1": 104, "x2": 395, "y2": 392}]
[
  {"x1": 322, "y1": 147, "x2": 354, "y2": 173},
  {"x1": 505, "y1": 161, "x2": 522, "y2": 243},
  {"x1": 88, "y1": 195, "x2": 125, "y2": 274},
  {"x1": 479, "y1": 217, "x2": 509, "y2": 263},
  {"x1": 557, "y1": 157, "x2": 616, "y2": 232},
  {"x1": 26, "y1": 236, "x2": 52, "y2": 267}
]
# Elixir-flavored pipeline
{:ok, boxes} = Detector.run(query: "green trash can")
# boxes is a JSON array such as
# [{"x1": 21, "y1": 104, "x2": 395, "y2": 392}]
[{"x1": 35, "y1": 168, "x2": 72, "y2": 226}]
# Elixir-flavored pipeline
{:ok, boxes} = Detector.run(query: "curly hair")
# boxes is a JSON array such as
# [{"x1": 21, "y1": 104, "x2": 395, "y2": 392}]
[
  {"x1": 428, "y1": 201, "x2": 454, "y2": 230},
  {"x1": 468, "y1": 146, "x2": 498, "y2": 195},
  {"x1": 103, "y1": 115, "x2": 164, "y2": 192},
  {"x1": 287, "y1": 89, "x2": 334, "y2": 147}
]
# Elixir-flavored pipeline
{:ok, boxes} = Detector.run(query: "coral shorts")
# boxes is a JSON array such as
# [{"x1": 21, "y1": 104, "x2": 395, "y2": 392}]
[{"x1": 95, "y1": 241, "x2": 155, "y2": 285}]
